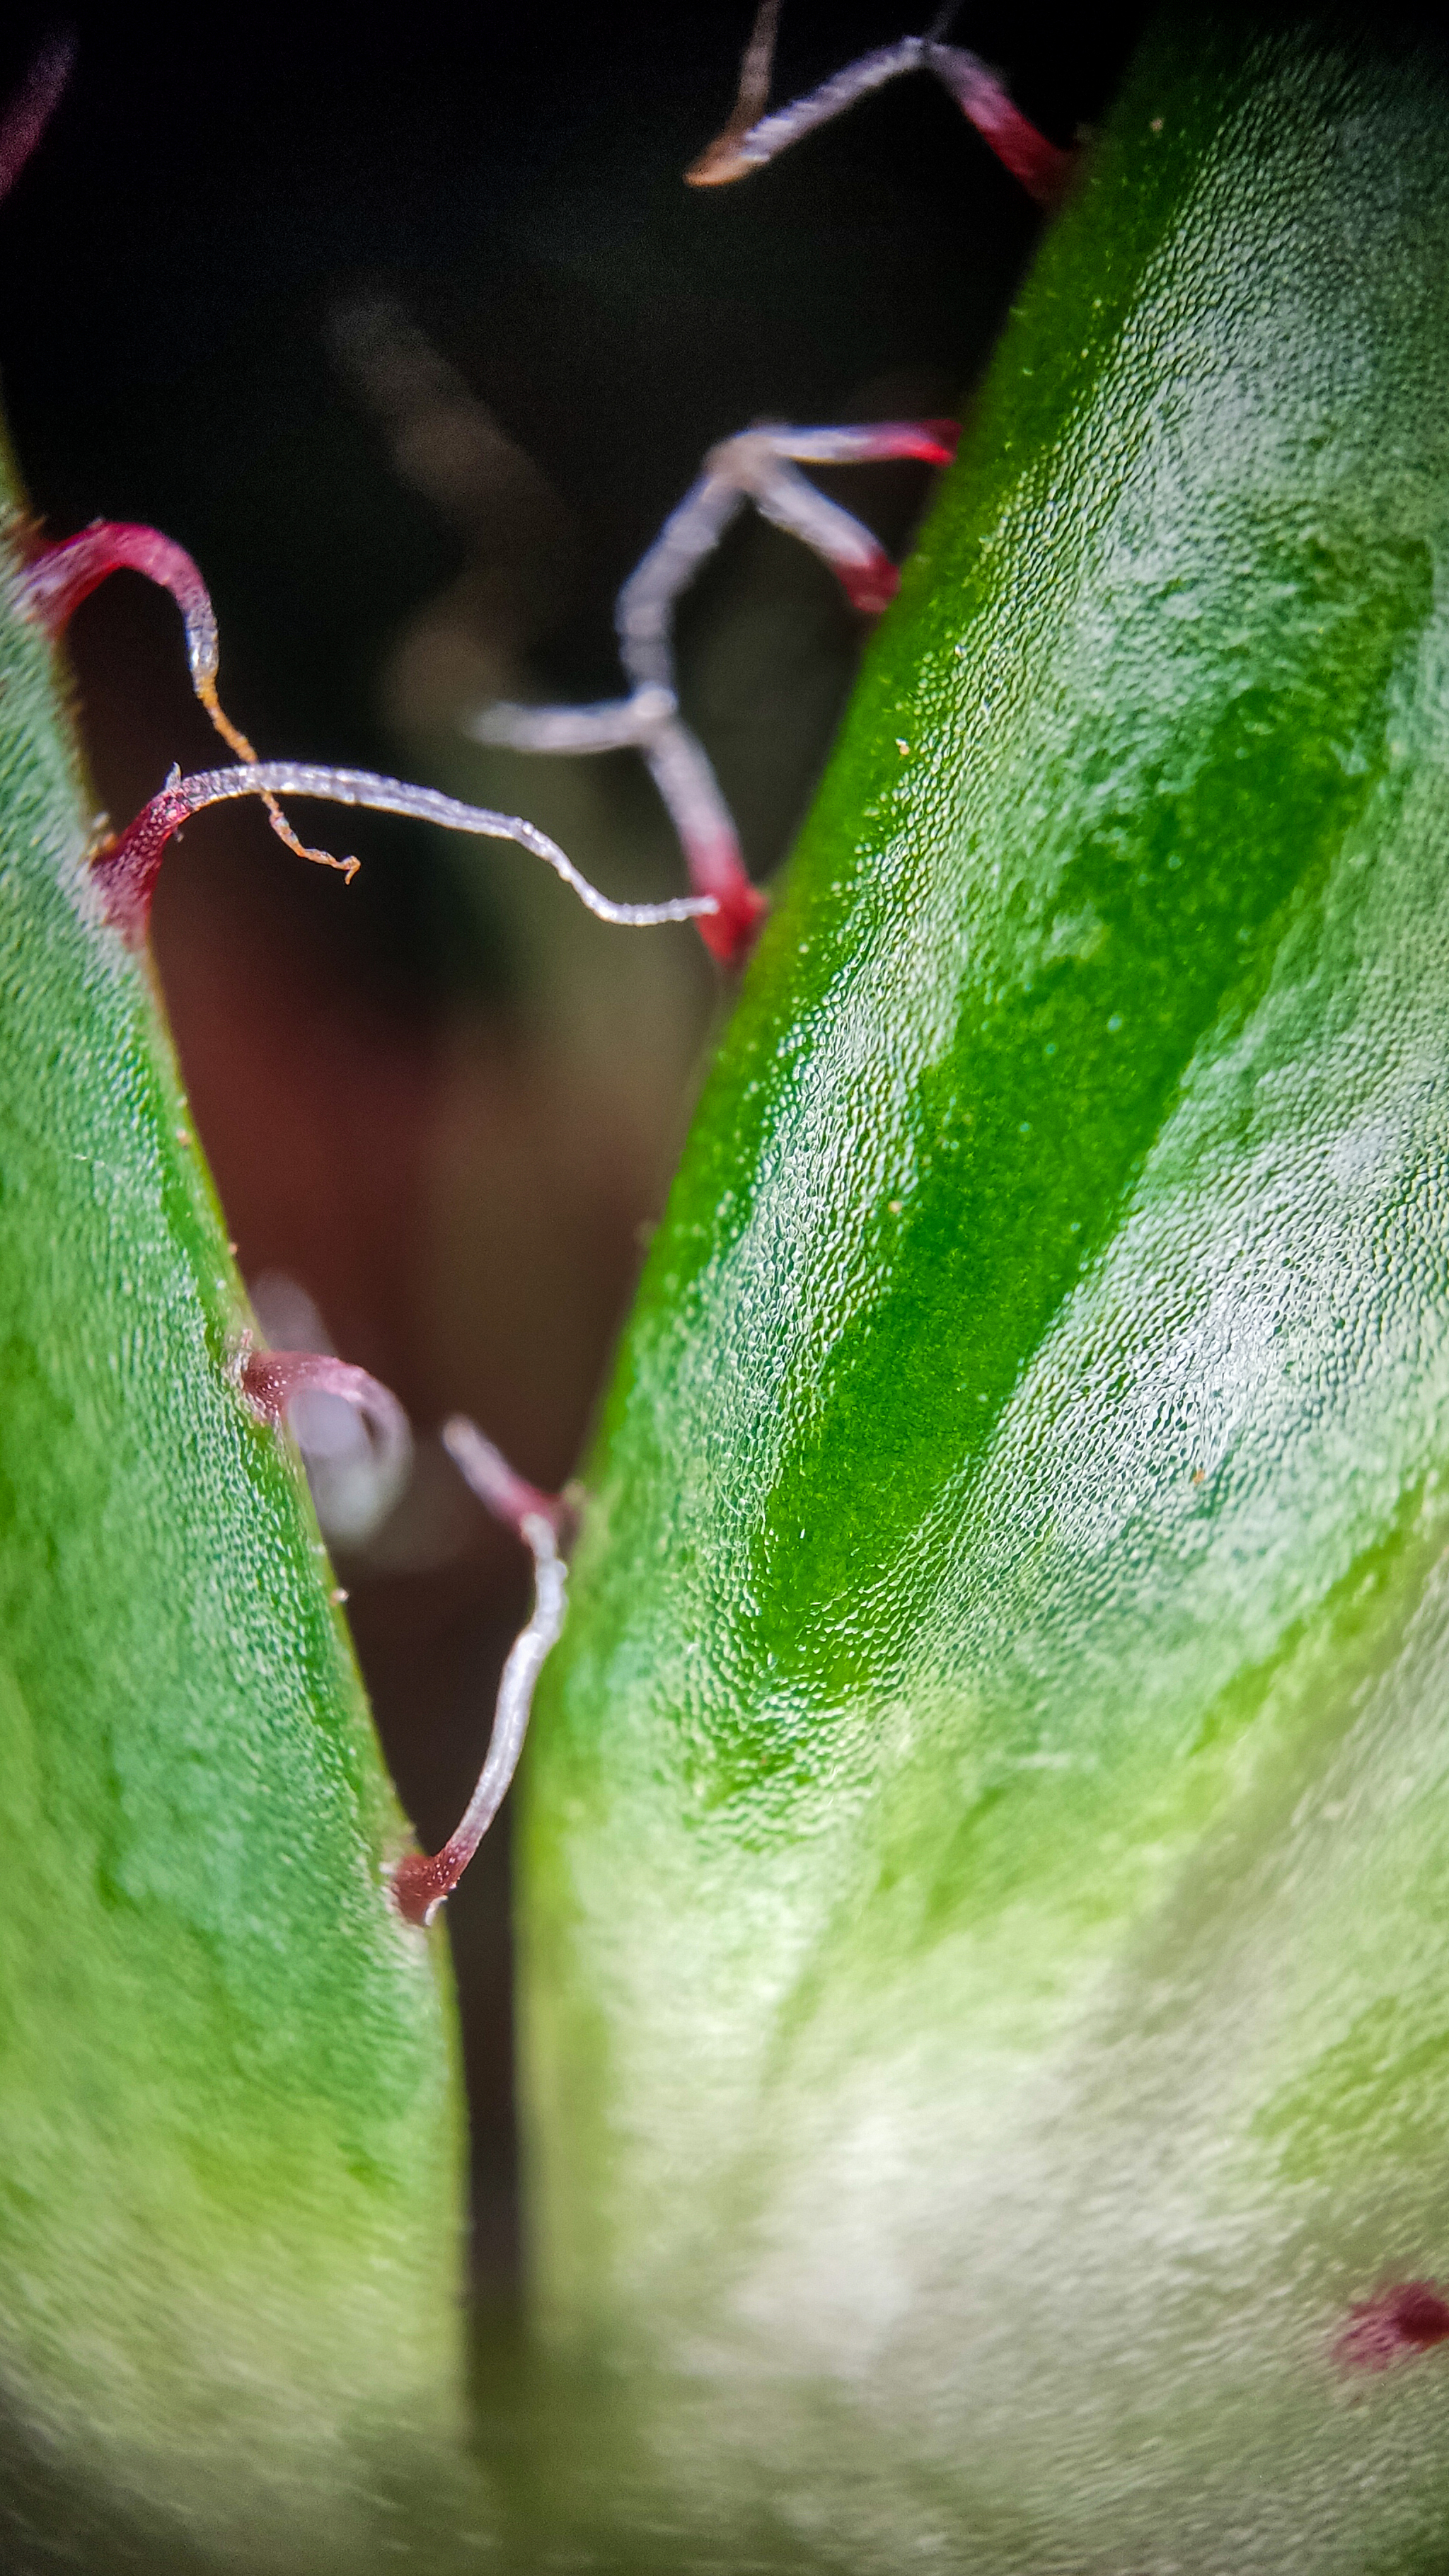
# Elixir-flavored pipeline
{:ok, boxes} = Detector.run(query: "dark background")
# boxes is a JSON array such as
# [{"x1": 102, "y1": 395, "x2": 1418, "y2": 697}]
[{"x1": 0, "y1": 0, "x2": 1142, "y2": 2292}]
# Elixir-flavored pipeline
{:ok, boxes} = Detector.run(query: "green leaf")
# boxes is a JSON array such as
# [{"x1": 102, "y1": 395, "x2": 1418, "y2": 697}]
[
  {"x1": 0, "y1": 484, "x2": 477, "y2": 2568},
  {"x1": 520, "y1": 16, "x2": 1449, "y2": 2565}
]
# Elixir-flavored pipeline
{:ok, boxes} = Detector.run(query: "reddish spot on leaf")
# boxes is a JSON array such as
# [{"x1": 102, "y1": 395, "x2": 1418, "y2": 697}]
[{"x1": 1335, "y1": 2282, "x2": 1449, "y2": 2370}]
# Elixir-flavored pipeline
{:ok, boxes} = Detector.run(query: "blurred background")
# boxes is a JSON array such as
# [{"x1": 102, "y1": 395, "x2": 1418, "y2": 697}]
[{"x1": 0, "y1": 0, "x2": 1140, "y2": 2297}]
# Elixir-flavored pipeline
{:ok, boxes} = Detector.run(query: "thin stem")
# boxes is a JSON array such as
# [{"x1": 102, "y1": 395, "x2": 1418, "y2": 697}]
[
  {"x1": 468, "y1": 686, "x2": 674, "y2": 754},
  {"x1": 22, "y1": 521, "x2": 221, "y2": 693},
  {"x1": 617, "y1": 476, "x2": 749, "y2": 689},
  {"x1": 686, "y1": 11, "x2": 1068, "y2": 206},
  {"x1": 927, "y1": 44, "x2": 1070, "y2": 204},
  {"x1": 441, "y1": 1414, "x2": 570, "y2": 1543},
  {"x1": 467, "y1": 420, "x2": 954, "y2": 966},
  {"x1": 236, "y1": 1343, "x2": 412, "y2": 1526},
  {"x1": 732, "y1": 0, "x2": 781, "y2": 128},
  {"x1": 764, "y1": 424, "x2": 957, "y2": 468},
  {"x1": 21, "y1": 521, "x2": 353, "y2": 877},
  {"x1": 642, "y1": 720, "x2": 767, "y2": 966},
  {"x1": 91, "y1": 759, "x2": 719, "y2": 945},
  {"x1": 391, "y1": 1415, "x2": 572, "y2": 1925},
  {"x1": 688, "y1": 36, "x2": 922, "y2": 185},
  {"x1": 750, "y1": 455, "x2": 904, "y2": 612}
]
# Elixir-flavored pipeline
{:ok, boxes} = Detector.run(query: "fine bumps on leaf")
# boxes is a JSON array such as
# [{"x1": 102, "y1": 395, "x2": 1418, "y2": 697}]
[
  {"x1": 516, "y1": 16, "x2": 1449, "y2": 2570},
  {"x1": 8, "y1": 8, "x2": 1449, "y2": 2573}
]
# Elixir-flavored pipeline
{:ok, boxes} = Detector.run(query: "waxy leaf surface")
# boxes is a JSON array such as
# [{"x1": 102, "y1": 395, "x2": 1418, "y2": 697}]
[
  {"x1": 520, "y1": 19, "x2": 1449, "y2": 2569},
  {"x1": 0, "y1": 486, "x2": 474, "y2": 2571}
]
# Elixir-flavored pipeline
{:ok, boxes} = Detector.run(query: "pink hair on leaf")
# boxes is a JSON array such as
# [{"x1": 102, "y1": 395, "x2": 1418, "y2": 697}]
[
  {"x1": 23, "y1": 522, "x2": 219, "y2": 684},
  {"x1": 22, "y1": 521, "x2": 353, "y2": 880},
  {"x1": 91, "y1": 759, "x2": 718, "y2": 946},
  {"x1": 439, "y1": 1414, "x2": 572, "y2": 1546},
  {"x1": 391, "y1": 1416, "x2": 571, "y2": 1926},
  {"x1": 237, "y1": 1344, "x2": 411, "y2": 1505},
  {"x1": 929, "y1": 43, "x2": 1070, "y2": 206},
  {"x1": 768, "y1": 422, "x2": 957, "y2": 469},
  {"x1": 470, "y1": 415, "x2": 955, "y2": 966},
  {"x1": 681, "y1": 836, "x2": 770, "y2": 968},
  {"x1": 723, "y1": 425, "x2": 957, "y2": 619},
  {"x1": 687, "y1": 7, "x2": 1069, "y2": 208}
]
